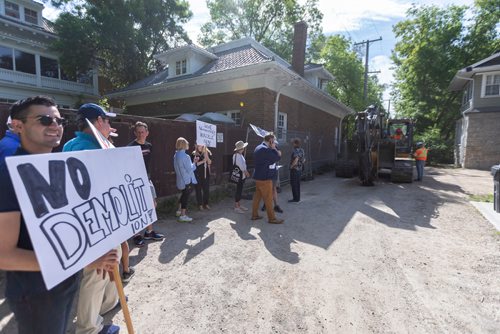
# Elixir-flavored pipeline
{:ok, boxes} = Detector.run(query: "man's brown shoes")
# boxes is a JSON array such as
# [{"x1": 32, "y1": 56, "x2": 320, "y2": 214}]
[
  {"x1": 251, "y1": 215, "x2": 263, "y2": 220},
  {"x1": 268, "y1": 219, "x2": 284, "y2": 224}
]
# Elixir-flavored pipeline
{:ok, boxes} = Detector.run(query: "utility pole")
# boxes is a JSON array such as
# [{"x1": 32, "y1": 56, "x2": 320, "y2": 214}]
[{"x1": 354, "y1": 37, "x2": 382, "y2": 103}]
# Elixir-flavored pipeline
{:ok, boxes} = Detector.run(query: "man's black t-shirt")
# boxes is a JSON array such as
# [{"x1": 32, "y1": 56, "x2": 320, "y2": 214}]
[{"x1": 128, "y1": 140, "x2": 152, "y2": 175}]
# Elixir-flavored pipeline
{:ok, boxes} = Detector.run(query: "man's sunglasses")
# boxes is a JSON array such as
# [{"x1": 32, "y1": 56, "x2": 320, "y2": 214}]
[{"x1": 33, "y1": 115, "x2": 68, "y2": 127}]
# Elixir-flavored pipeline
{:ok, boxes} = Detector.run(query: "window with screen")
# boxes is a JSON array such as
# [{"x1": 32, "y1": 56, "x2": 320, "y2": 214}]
[
  {"x1": 5, "y1": 1, "x2": 20, "y2": 19},
  {"x1": 41, "y1": 56, "x2": 59, "y2": 78},
  {"x1": 24, "y1": 8, "x2": 38, "y2": 25},
  {"x1": 14, "y1": 50, "x2": 36, "y2": 74},
  {"x1": 0, "y1": 45, "x2": 13, "y2": 70}
]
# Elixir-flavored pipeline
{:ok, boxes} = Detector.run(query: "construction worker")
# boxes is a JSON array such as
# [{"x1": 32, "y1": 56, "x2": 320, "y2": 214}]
[
  {"x1": 391, "y1": 128, "x2": 404, "y2": 140},
  {"x1": 413, "y1": 142, "x2": 428, "y2": 181}
]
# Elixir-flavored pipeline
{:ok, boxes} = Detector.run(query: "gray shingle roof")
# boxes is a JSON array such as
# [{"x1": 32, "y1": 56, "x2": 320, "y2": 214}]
[{"x1": 111, "y1": 44, "x2": 273, "y2": 93}]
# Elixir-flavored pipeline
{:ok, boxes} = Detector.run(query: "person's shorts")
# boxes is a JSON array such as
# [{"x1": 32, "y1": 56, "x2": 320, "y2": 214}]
[{"x1": 149, "y1": 179, "x2": 157, "y2": 199}]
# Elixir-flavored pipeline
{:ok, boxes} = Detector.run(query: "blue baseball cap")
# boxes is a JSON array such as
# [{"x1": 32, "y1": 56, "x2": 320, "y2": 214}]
[{"x1": 77, "y1": 103, "x2": 116, "y2": 120}]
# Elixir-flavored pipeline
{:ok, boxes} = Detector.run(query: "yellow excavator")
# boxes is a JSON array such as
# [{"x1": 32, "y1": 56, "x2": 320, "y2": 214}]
[{"x1": 336, "y1": 105, "x2": 415, "y2": 185}]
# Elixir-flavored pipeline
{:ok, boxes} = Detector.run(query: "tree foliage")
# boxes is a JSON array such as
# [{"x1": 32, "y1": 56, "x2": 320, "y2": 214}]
[
  {"x1": 48, "y1": 0, "x2": 192, "y2": 88},
  {"x1": 198, "y1": 0, "x2": 323, "y2": 62},
  {"x1": 391, "y1": 1, "x2": 500, "y2": 154},
  {"x1": 312, "y1": 35, "x2": 385, "y2": 112}
]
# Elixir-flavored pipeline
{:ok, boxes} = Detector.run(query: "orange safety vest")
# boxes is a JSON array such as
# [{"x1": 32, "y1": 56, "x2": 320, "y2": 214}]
[
  {"x1": 392, "y1": 134, "x2": 403, "y2": 140},
  {"x1": 414, "y1": 147, "x2": 428, "y2": 161}
]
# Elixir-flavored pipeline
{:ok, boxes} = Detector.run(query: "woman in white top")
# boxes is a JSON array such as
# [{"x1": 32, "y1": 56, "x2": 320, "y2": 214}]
[{"x1": 233, "y1": 141, "x2": 250, "y2": 213}]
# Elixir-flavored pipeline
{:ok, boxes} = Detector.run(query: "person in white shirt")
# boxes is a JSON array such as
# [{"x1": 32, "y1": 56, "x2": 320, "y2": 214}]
[{"x1": 233, "y1": 141, "x2": 250, "y2": 213}]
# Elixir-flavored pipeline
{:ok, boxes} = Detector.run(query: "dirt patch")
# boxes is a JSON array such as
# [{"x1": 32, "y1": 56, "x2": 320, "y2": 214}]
[{"x1": 1, "y1": 167, "x2": 499, "y2": 333}]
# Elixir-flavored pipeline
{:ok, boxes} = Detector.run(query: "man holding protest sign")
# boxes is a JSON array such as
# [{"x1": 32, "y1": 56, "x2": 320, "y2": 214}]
[
  {"x1": 0, "y1": 96, "x2": 119, "y2": 334},
  {"x1": 63, "y1": 103, "x2": 122, "y2": 334}
]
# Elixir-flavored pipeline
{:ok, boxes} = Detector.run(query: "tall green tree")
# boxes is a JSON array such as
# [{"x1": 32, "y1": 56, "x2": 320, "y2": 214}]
[
  {"x1": 49, "y1": 0, "x2": 192, "y2": 88},
  {"x1": 198, "y1": 0, "x2": 323, "y2": 62},
  {"x1": 312, "y1": 34, "x2": 385, "y2": 112},
  {"x1": 391, "y1": 2, "x2": 499, "y2": 147}
]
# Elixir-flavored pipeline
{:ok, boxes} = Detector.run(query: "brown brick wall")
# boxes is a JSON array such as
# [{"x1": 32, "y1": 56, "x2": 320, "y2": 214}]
[{"x1": 125, "y1": 87, "x2": 341, "y2": 167}]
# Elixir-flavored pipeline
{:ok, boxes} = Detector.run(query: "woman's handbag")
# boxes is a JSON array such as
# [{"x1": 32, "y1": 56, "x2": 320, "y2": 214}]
[{"x1": 229, "y1": 155, "x2": 242, "y2": 183}]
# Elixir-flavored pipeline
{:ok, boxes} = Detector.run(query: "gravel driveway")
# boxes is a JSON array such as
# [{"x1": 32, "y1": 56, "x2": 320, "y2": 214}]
[{"x1": 1, "y1": 167, "x2": 499, "y2": 333}]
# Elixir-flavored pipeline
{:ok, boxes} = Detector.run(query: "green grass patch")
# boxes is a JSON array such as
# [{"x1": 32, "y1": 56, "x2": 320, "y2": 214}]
[{"x1": 469, "y1": 194, "x2": 494, "y2": 203}]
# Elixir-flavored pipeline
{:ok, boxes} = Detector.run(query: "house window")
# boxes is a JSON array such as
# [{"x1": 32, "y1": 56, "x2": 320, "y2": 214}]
[
  {"x1": 483, "y1": 74, "x2": 500, "y2": 97},
  {"x1": 40, "y1": 56, "x2": 59, "y2": 78},
  {"x1": 24, "y1": 8, "x2": 38, "y2": 25},
  {"x1": 175, "y1": 59, "x2": 187, "y2": 75},
  {"x1": 14, "y1": 50, "x2": 36, "y2": 74},
  {"x1": 5, "y1": 1, "x2": 20, "y2": 19},
  {"x1": 0, "y1": 45, "x2": 13, "y2": 70},
  {"x1": 277, "y1": 112, "x2": 287, "y2": 141},
  {"x1": 226, "y1": 110, "x2": 241, "y2": 125}
]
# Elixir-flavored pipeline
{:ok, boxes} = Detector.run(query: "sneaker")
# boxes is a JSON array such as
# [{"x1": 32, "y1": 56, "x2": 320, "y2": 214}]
[
  {"x1": 144, "y1": 230, "x2": 164, "y2": 241},
  {"x1": 234, "y1": 207, "x2": 245, "y2": 214},
  {"x1": 198, "y1": 205, "x2": 204, "y2": 211},
  {"x1": 98, "y1": 324, "x2": 120, "y2": 334},
  {"x1": 122, "y1": 267, "x2": 135, "y2": 283},
  {"x1": 204, "y1": 204, "x2": 211, "y2": 210},
  {"x1": 274, "y1": 205, "x2": 284, "y2": 213},
  {"x1": 175, "y1": 210, "x2": 182, "y2": 217},
  {"x1": 239, "y1": 205, "x2": 249, "y2": 211},
  {"x1": 178, "y1": 215, "x2": 193, "y2": 223},
  {"x1": 133, "y1": 235, "x2": 145, "y2": 247},
  {"x1": 288, "y1": 199, "x2": 299, "y2": 203}
]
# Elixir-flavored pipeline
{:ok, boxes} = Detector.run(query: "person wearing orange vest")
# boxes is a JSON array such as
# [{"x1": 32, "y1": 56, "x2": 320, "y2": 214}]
[
  {"x1": 391, "y1": 128, "x2": 405, "y2": 140},
  {"x1": 413, "y1": 142, "x2": 428, "y2": 181}
]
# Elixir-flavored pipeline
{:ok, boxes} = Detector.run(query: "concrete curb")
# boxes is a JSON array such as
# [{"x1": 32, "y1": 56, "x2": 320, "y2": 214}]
[{"x1": 470, "y1": 201, "x2": 500, "y2": 231}]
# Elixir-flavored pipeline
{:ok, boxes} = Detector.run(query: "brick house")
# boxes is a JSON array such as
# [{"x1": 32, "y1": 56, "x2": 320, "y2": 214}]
[
  {"x1": 0, "y1": 0, "x2": 99, "y2": 108},
  {"x1": 450, "y1": 51, "x2": 500, "y2": 170},
  {"x1": 107, "y1": 23, "x2": 353, "y2": 170}
]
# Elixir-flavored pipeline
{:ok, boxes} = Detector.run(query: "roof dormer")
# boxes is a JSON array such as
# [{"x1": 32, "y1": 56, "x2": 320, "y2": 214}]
[
  {"x1": 1, "y1": 0, "x2": 44, "y2": 27},
  {"x1": 304, "y1": 64, "x2": 334, "y2": 91},
  {"x1": 154, "y1": 44, "x2": 218, "y2": 78}
]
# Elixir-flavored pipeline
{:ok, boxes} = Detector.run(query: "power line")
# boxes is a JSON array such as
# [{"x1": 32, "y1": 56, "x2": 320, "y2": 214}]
[{"x1": 354, "y1": 37, "x2": 382, "y2": 103}]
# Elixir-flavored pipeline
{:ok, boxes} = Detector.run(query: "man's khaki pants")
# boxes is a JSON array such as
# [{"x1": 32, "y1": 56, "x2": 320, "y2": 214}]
[
  {"x1": 252, "y1": 179, "x2": 276, "y2": 221},
  {"x1": 75, "y1": 247, "x2": 121, "y2": 334}
]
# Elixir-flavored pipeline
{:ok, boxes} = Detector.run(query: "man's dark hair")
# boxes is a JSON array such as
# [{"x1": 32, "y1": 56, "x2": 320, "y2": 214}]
[
  {"x1": 10, "y1": 96, "x2": 56, "y2": 120},
  {"x1": 292, "y1": 138, "x2": 301, "y2": 146}
]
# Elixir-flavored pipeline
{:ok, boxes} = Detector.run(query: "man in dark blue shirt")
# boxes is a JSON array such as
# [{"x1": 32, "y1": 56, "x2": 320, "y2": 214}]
[
  {"x1": 251, "y1": 133, "x2": 284, "y2": 224},
  {"x1": 0, "y1": 96, "x2": 118, "y2": 334}
]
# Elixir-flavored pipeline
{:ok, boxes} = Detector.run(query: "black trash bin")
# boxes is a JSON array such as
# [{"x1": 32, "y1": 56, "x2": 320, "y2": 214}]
[{"x1": 492, "y1": 165, "x2": 500, "y2": 213}]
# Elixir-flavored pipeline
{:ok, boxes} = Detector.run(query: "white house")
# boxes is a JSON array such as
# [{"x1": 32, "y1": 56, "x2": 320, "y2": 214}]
[{"x1": 0, "y1": 0, "x2": 99, "y2": 107}]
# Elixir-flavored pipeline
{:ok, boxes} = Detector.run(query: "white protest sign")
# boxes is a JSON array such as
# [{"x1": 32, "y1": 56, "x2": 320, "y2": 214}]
[
  {"x1": 5, "y1": 146, "x2": 157, "y2": 289},
  {"x1": 86, "y1": 118, "x2": 115, "y2": 149},
  {"x1": 196, "y1": 120, "x2": 217, "y2": 148}
]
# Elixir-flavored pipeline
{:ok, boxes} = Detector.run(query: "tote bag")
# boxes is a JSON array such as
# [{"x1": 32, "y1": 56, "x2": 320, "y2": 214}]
[{"x1": 229, "y1": 154, "x2": 242, "y2": 183}]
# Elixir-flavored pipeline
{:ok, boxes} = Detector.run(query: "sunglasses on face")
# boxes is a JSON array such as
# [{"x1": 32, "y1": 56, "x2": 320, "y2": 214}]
[{"x1": 33, "y1": 115, "x2": 68, "y2": 127}]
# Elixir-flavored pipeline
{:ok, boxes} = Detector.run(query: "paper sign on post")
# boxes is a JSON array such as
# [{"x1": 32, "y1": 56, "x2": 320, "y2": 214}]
[
  {"x1": 5, "y1": 146, "x2": 157, "y2": 290},
  {"x1": 196, "y1": 120, "x2": 217, "y2": 148}
]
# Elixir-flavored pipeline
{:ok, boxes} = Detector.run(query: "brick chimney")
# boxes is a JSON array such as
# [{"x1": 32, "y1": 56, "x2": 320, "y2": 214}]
[{"x1": 291, "y1": 21, "x2": 308, "y2": 77}]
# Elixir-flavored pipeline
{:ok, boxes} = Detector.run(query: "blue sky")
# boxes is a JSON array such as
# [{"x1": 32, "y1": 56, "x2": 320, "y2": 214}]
[{"x1": 43, "y1": 0, "x2": 476, "y2": 104}]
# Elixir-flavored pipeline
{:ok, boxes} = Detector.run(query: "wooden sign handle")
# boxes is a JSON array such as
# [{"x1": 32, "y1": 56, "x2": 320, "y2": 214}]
[{"x1": 113, "y1": 265, "x2": 134, "y2": 334}]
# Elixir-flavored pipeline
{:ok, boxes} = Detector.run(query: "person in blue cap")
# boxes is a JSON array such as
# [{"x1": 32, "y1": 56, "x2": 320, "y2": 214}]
[{"x1": 63, "y1": 103, "x2": 122, "y2": 334}]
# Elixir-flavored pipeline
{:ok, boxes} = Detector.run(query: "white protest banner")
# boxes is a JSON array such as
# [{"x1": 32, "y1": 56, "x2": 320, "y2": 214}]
[
  {"x1": 196, "y1": 120, "x2": 217, "y2": 148},
  {"x1": 5, "y1": 146, "x2": 157, "y2": 289}
]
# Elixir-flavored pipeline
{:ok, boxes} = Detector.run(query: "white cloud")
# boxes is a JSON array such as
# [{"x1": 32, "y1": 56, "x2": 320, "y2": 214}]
[
  {"x1": 183, "y1": 0, "x2": 210, "y2": 44},
  {"x1": 318, "y1": 0, "x2": 409, "y2": 33}
]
